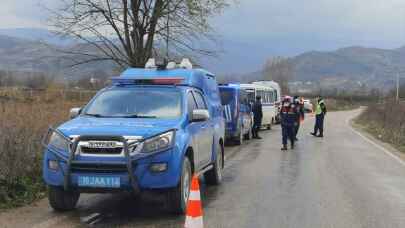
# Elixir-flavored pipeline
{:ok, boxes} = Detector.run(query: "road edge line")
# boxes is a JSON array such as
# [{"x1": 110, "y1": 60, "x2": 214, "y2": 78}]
[{"x1": 347, "y1": 118, "x2": 405, "y2": 167}]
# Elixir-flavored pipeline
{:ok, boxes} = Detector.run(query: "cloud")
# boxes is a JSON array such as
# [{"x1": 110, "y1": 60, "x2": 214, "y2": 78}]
[
  {"x1": 214, "y1": 0, "x2": 405, "y2": 49},
  {"x1": 203, "y1": 0, "x2": 405, "y2": 73},
  {"x1": 0, "y1": 0, "x2": 58, "y2": 28}
]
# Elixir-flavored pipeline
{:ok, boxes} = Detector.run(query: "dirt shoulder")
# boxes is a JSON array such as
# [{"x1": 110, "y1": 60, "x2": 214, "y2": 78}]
[{"x1": 351, "y1": 119, "x2": 405, "y2": 162}]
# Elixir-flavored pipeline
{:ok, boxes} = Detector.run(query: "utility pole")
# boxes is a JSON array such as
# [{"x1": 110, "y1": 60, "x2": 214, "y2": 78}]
[{"x1": 396, "y1": 73, "x2": 400, "y2": 102}]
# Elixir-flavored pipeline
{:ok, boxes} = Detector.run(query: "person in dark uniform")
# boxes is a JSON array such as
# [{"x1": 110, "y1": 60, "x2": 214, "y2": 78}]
[
  {"x1": 280, "y1": 96, "x2": 299, "y2": 150},
  {"x1": 252, "y1": 95, "x2": 263, "y2": 139},
  {"x1": 311, "y1": 97, "x2": 327, "y2": 138},
  {"x1": 293, "y1": 96, "x2": 305, "y2": 141}
]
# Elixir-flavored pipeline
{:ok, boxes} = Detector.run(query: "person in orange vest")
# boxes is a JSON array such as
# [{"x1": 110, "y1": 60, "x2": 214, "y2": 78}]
[{"x1": 280, "y1": 96, "x2": 299, "y2": 150}]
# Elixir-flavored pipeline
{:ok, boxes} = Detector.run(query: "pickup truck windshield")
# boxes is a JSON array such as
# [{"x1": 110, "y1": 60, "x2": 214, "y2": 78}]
[{"x1": 84, "y1": 88, "x2": 182, "y2": 118}]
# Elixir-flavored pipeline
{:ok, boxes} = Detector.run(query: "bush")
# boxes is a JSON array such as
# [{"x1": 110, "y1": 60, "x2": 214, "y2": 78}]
[{"x1": 0, "y1": 98, "x2": 85, "y2": 208}]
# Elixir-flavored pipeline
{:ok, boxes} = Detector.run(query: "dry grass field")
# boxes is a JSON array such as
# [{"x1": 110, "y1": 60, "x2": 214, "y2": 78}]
[
  {"x1": 356, "y1": 100, "x2": 405, "y2": 153},
  {"x1": 0, "y1": 92, "x2": 86, "y2": 208}
]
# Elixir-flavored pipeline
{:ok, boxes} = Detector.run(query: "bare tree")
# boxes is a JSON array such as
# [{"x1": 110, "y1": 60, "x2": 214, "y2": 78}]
[
  {"x1": 263, "y1": 57, "x2": 293, "y2": 93},
  {"x1": 48, "y1": 0, "x2": 229, "y2": 68}
]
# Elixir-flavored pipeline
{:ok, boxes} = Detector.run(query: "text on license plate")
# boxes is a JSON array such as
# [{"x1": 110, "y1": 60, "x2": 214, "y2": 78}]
[{"x1": 78, "y1": 176, "x2": 120, "y2": 188}]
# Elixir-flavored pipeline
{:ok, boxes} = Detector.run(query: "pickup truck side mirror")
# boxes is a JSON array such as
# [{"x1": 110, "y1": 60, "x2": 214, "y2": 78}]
[
  {"x1": 70, "y1": 107, "x2": 82, "y2": 119},
  {"x1": 192, "y1": 109, "x2": 210, "y2": 122}
]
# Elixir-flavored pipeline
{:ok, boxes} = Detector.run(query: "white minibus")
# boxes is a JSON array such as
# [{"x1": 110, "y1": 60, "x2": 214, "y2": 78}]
[{"x1": 240, "y1": 84, "x2": 278, "y2": 129}]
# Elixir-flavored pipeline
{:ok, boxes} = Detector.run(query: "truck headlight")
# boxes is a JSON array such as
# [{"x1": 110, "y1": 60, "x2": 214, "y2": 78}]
[
  {"x1": 142, "y1": 131, "x2": 174, "y2": 154},
  {"x1": 45, "y1": 131, "x2": 71, "y2": 153}
]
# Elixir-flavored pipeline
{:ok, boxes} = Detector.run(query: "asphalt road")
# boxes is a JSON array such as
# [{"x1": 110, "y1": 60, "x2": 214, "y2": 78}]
[{"x1": 2, "y1": 109, "x2": 405, "y2": 228}]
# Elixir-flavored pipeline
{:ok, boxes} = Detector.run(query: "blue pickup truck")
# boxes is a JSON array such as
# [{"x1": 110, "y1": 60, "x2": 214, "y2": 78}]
[{"x1": 42, "y1": 60, "x2": 225, "y2": 213}]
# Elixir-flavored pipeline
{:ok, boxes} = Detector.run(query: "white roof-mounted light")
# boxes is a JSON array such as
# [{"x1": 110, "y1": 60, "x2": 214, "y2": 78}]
[
  {"x1": 145, "y1": 58, "x2": 156, "y2": 69},
  {"x1": 180, "y1": 58, "x2": 193, "y2": 69},
  {"x1": 166, "y1": 61, "x2": 177, "y2": 69}
]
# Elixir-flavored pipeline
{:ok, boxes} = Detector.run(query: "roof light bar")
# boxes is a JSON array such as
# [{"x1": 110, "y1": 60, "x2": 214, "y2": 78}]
[
  {"x1": 112, "y1": 77, "x2": 184, "y2": 85},
  {"x1": 151, "y1": 78, "x2": 184, "y2": 84}
]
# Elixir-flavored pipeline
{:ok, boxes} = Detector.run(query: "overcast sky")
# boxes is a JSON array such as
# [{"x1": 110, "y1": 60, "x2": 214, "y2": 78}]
[
  {"x1": 2, "y1": 0, "x2": 405, "y2": 72},
  {"x1": 215, "y1": 0, "x2": 405, "y2": 51}
]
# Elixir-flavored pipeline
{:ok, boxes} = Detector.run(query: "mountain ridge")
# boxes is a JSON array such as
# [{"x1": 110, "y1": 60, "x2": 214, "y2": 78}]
[{"x1": 0, "y1": 28, "x2": 403, "y2": 90}]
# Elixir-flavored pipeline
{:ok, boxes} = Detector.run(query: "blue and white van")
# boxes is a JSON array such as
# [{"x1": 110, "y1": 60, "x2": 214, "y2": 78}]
[
  {"x1": 219, "y1": 84, "x2": 253, "y2": 145},
  {"x1": 42, "y1": 59, "x2": 225, "y2": 214}
]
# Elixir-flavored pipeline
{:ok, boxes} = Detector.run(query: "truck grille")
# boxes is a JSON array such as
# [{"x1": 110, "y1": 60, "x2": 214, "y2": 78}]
[
  {"x1": 80, "y1": 146, "x2": 123, "y2": 155},
  {"x1": 71, "y1": 162, "x2": 129, "y2": 173},
  {"x1": 73, "y1": 137, "x2": 142, "y2": 156}
]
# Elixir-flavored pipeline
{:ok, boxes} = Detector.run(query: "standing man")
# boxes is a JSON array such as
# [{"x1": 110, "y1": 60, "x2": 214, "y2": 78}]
[
  {"x1": 252, "y1": 95, "x2": 263, "y2": 139},
  {"x1": 280, "y1": 96, "x2": 299, "y2": 150},
  {"x1": 311, "y1": 97, "x2": 327, "y2": 138},
  {"x1": 293, "y1": 96, "x2": 305, "y2": 141}
]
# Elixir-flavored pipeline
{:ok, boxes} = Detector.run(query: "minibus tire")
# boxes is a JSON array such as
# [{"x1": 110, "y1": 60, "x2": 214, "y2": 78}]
[
  {"x1": 204, "y1": 142, "x2": 224, "y2": 185},
  {"x1": 167, "y1": 157, "x2": 192, "y2": 214},
  {"x1": 234, "y1": 131, "x2": 243, "y2": 145},
  {"x1": 244, "y1": 129, "x2": 251, "y2": 140},
  {"x1": 48, "y1": 186, "x2": 80, "y2": 211}
]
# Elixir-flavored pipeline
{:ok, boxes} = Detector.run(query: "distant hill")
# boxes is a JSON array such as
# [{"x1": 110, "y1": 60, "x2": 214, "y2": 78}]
[
  {"x1": 0, "y1": 28, "x2": 76, "y2": 46},
  {"x1": 0, "y1": 34, "x2": 115, "y2": 80},
  {"x1": 291, "y1": 46, "x2": 405, "y2": 82},
  {"x1": 232, "y1": 46, "x2": 405, "y2": 91},
  {"x1": 0, "y1": 28, "x2": 404, "y2": 90}
]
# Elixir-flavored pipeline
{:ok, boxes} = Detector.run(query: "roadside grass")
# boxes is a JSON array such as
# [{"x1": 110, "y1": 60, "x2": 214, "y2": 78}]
[
  {"x1": 309, "y1": 98, "x2": 360, "y2": 112},
  {"x1": 355, "y1": 101, "x2": 405, "y2": 154},
  {"x1": 325, "y1": 98, "x2": 360, "y2": 111},
  {"x1": 0, "y1": 94, "x2": 85, "y2": 209}
]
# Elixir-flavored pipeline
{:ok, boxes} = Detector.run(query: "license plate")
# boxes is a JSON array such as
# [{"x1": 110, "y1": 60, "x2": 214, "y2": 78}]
[{"x1": 78, "y1": 176, "x2": 120, "y2": 188}]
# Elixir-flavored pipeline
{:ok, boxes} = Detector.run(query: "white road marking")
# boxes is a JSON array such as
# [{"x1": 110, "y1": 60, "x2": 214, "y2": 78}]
[
  {"x1": 347, "y1": 118, "x2": 405, "y2": 167},
  {"x1": 81, "y1": 213, "x2": 101, "y2": 224}
]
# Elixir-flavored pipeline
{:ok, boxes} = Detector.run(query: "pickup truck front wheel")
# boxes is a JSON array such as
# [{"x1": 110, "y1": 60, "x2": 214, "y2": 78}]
[
  {"x1": 48, "y1": 186, "x2": 80, "y2": 211},
  {"x1": 204, "y1": 142, "x2": 224, "y2": 185},
  {"x1": 167, "y1": 157, "x2": 192, "y2": 214}
]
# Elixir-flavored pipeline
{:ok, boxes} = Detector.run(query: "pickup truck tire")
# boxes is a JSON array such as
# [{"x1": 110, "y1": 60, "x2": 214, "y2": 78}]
[
  {"x1": 204, "y1": 142, "x2": 224, "y2": 185},
  {"x1": 48, "y1": 186, "x2": 80, "y2": 211},
  {"x1": 167, "y1": 157, "x2": 192, "y2": 214}
]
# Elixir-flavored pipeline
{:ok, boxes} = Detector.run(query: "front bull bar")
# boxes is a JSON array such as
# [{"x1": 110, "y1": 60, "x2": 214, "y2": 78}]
[{"x1": 42, "y1": 128, "x2": 140, "y2": 194}]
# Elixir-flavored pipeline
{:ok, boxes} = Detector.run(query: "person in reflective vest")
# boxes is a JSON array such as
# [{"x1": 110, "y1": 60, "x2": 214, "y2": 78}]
[
  {"x1": 280, "y1": 96, "x2": 299, "y2": 150},
  {"x1": 311, "y1": 97, "x2": 327, "y2": 138},
  {"x1": 252, "y1": 95, "x2": 263, "y2": 139},
  {"x1": 293, "y1": 96, "x2": 305, "y2": 141}
]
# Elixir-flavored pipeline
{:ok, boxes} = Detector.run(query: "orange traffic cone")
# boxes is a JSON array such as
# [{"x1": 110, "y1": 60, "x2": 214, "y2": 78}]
[{"x1": 184, "y1": 175, "x2": 203, "y2": 228}]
